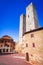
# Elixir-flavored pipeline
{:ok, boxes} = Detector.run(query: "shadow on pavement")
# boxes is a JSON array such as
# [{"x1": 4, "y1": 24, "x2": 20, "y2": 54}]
[{"x1": 0, "y1": 53, "x2": 14, "y2": 56}]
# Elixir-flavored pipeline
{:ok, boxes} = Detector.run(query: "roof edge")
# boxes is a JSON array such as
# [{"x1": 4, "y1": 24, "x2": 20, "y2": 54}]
[{"x1": 23, "y1": 27, "x2": 43, "y2": 36}]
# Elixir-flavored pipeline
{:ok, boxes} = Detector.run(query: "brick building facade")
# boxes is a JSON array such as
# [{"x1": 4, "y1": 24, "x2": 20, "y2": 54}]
[{"x1": 0, "y1": 35, "x2": 15, "y2": 53}]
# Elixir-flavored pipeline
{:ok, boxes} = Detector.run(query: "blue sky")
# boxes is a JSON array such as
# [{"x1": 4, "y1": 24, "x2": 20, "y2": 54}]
[{"x1": 0, "y1": 0, "x2": 43, "y2": 42}]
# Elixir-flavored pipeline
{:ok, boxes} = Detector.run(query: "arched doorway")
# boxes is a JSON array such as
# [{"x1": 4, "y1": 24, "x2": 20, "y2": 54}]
[
  {"x1": 26, "y1": 52, "x2": 29, "y2": 61},
  {"x1": 3, "y1": 49, "x2": 5, "y2": 52}
]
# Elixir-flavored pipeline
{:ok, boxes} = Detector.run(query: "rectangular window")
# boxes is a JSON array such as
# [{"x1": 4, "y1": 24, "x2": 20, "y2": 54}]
[
  {"x1": 26, "y1": 43, "x2": 28, "y2": 47},
  {"x1": 32, "y1": 43, "x2": 35, "y2": 47},
  {"x1": 31, "y1": 34, "x2": 34, "y2": 38}
]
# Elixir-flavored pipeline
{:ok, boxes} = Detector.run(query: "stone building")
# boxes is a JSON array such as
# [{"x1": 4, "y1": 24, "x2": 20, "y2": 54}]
[
  {"x1": 22, "y1": 27, "x2": 43, "y2": 64},
  {"x1": 0, "y1": 35, "x2": 15, "y2": 53},
  {"x1": 15, "y1": 42, "x2": 22, "y2": 53}
]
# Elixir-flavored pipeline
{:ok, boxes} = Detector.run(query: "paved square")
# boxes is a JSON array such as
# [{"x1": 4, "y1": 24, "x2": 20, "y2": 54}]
[{"x1": 0, "y1": 54, "x2": 32, "y2": 65}]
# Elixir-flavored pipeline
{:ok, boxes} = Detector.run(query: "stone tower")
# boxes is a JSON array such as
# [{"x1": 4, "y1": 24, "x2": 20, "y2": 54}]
[
  {"x1": 26, "y1": 3, "x2": 39, "y2": 32},
  {"x1": 19, "y1": 3, "x2": 39, "y2": 44},
  {"x1": 19, "y1": 14, "x2": 26, "y2": 44}
]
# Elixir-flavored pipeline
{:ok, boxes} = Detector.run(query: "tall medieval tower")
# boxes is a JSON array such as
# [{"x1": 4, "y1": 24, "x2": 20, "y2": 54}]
[
  {"x1": 19, "y1": 3, "x2": 39, "y2": 44},
  {"x1": 26, "y1": 3, "x2": 38, "y2": 32},
  {"x1": 19, "y1": 14, "x2": 26, "y2": 44}
]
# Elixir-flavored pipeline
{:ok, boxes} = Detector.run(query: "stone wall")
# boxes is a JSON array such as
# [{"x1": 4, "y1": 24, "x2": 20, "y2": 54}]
[{"x1": 22, "y1": 29, "x2": 43, "y2": 64}]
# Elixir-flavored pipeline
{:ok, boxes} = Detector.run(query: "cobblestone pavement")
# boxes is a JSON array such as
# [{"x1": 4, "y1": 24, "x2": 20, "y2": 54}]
[{"x1": 0, "y1": 54, "x2": 32, "y2": 65}]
